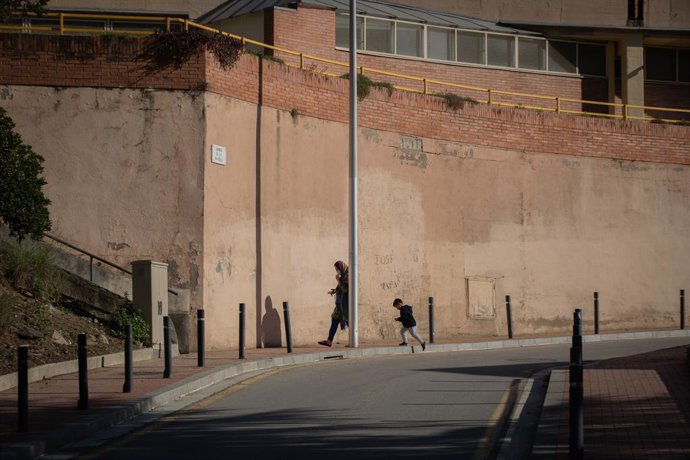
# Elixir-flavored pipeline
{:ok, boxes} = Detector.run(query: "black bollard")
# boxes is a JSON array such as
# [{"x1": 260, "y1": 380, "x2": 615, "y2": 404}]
[
  {"x1": 197, "y1": 309, "x2": 205, "y2": 367},
  {"x1": 77, "y1": 333, "x2": 89, "y2": 410},
  {"x1": 428, "y1": 297, "x2": 435, "y2": 344},
  {"x1": 569, "y1": 309, "x2": 584, "y2": 460},
  {"x1": 239, "y1": 303, "x2": 246, "y2": 359},
  {"x1": 594, "y1": 292, "x2": 600, "y2": 335},
  {"x1": 123, "y1": 324, "x2": 133, "y2": 393},
  {"x1": 283, "y1": 301, "x2": 293, "y2": 353},
  {"x1": 505, "y1": 295, "x2": 514, "y2": 339},
  {"x1": 18, "y1": 345, "x2": 28, "y2": 432},
  {"x1": 681, "y1": 290, "x2": 685, "y2": 331},
  {"x1": 163, "y1": 316, "x2": 172, "y2": 378}
]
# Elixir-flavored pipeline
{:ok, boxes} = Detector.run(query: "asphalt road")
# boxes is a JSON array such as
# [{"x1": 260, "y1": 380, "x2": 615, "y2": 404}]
[{"x1": 81, "y1": 337, "x2": 690, "y2": 460}]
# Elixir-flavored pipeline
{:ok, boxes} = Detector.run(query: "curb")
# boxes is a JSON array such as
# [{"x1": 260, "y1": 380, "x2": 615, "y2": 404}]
[{"x1": 2, "y1": 329, "x2": 689, "y2": 459}]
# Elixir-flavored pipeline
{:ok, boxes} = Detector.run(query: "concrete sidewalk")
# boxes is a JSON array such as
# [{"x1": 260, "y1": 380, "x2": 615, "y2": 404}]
[{"x1": 1, "y1": 330, "x2": 689, "y2": 460}]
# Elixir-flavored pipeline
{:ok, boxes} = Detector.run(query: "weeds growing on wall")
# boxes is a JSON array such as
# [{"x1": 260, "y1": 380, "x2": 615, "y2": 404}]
[
  {"x1": 341, "y1": 73, "x2": 394, "y2": 101},
  {"x1": 143, "y1": 29, "x2": 243, "y2": 71},
  {"x1": 435, "y1": 93, "x2": 478, "y2": 111},
  {"x1": 111, "y1": 299, "x2": 150, "y2": 345},
  {"x1": 246, "y1": 50, "x2": 285, "y2": 64},
  {"x1": 0, "y1": 238, "x2": 62, "y2": 301}
]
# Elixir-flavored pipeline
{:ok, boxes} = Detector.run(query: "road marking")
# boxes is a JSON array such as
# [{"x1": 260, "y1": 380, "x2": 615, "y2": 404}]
[{"x1": 472, "y1": 378, "x2": 521, "y2": 460}]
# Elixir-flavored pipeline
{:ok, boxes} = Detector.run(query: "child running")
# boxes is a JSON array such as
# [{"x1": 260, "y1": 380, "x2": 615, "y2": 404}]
[{"x1": 393, "y1": 298, "x2": 426, "y2": 351}]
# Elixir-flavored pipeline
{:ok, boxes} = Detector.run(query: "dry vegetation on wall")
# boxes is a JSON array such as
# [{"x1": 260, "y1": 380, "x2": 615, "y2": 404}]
[{"x1": 142, "y1": 30, "x2": 243, "y2": 72}]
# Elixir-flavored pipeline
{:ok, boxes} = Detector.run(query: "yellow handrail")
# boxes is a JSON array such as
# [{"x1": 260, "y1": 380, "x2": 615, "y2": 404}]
[{"x1": 1, "y1": 12, "x2": 689, "y2": 124}]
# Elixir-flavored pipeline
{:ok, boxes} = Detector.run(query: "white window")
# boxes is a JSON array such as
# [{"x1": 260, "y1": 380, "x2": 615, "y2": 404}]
[
  {"x1": 518, "y1": 37, "x2": 546, "y2": 71},
  {"x1": 396, "y1": 22, "x2": 423, "y2": 57},
  {"x1": 457, "y1": 30, "x2": 485, "y2": 65},
  {"x1": 365, "y1": 18, "x2": 394, "y2": 54},
  {"x1": 487, "y1": 34, "x2": 515, "y2": 68},
  {"x1": 548, "y1": 40, "x2": 577, "y2": 73},
  {"x1": 335, "y1": 13, "x2": 364, "y2": 50},
  {"x1": 427, "y1": 26, "x2": 455, "y2": 61}
]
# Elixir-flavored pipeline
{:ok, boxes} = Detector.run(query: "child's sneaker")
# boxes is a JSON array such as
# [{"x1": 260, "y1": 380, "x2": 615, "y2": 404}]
[
  {"x1": 399, "y1": 342, "x2": 408, "y2": 346},
  {"x1": 318, "y1": 340, "x2": 332, "y2": 347},
  {"x1": 422, "y1": 342, "x2": 426, "y2": 351}
]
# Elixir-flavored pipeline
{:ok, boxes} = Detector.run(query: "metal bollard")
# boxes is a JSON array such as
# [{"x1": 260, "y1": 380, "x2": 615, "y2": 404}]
[
  {"x1": 569, "y1": 309, "x2": 584, "y2": 460},
  {"x1": 18, "y1": 345, "x2": 28, "y2": 432},
  {"x1": 681, "y1": 290, "x2": 685, "y2": 331},
  {"x1": 594, "y1": 292, "x2": 600, "y2": 335},
  {"x1": 123, "y1": 324, "x2": 133, "y2": 393},
  {"x1": 428, "y1": 297, "x2": 435, "y2": 344},
  {"x1": 77, "y1": 333, "x2": 89, "y2": 410},
  {"x1": 239, "y1": 303, "x2": 246, "y2": 359},
  {"x1": 283, "y1": 302, "x2": 293, "y2": 353},
  {"x1": 197, "y1": 309, "x2": 205, "y2": 367},
  {"x1": 505, "y1": 295, "x2": 514, "y2": 339},
  {"x1": 163, "y1": 316, "x2": 172, "y2": 378}
]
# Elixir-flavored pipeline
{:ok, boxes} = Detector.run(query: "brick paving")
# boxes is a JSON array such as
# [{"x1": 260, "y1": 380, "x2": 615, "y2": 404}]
[{"x1": 555, "y1": 346, "x2": 690, "y2": 459}]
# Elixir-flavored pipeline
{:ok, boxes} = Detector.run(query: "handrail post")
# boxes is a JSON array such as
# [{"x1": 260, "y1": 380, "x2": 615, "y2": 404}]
[
  {"x1": 359, "y1": 66, "x2": 364, "y2": 75},
  {"x1": 487, "y1": 89, "x2": 492, "y2": 105},
  {"x1": 166, "y1": 17, "x2": 170, "y2": 32},
  {"x1": 59, "y1": 13, "x2": 64, "y2": 35},
  {"x1": 623, "y1": 104, "x2": 628, "y2": 121},
  {"x1": 556, "y1": 97, "x2": 561, "y2": 113},
  {"x1": 299, "y1": 53, "x2": 304, "y2": 69},
  {"x1": 184, "y1": 19, "x2": 189, "y2": 31},
  {"x1": 423, "y1": 78, "x2": 428, "y2": 95}
]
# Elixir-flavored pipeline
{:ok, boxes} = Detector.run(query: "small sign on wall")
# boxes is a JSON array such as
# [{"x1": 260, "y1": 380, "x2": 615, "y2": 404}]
[{"x1": 211, "y1": 144, "x2": 227, "y2": 165}]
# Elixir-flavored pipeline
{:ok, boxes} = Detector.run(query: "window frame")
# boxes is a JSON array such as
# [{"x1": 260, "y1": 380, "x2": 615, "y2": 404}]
[{"x1": 333, "y1": 13, "x2": 608, "y2": 78}]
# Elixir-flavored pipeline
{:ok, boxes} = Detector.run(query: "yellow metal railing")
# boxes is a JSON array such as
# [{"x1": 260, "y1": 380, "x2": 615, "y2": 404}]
[{"x1": 2, "y1": 12, "x2": 689, "y2": 124}]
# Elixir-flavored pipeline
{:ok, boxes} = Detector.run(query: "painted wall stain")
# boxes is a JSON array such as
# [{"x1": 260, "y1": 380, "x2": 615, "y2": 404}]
[{"x1": 106, "y1": 241, "x2": 130, "y2": 250}]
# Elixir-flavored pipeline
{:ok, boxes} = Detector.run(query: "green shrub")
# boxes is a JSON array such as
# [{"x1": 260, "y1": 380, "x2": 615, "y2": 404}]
[
  {"x1": 0, "y1": 107, "x2": 52, "y2": 241},
  {"x1": 0, "y1": 239, "x2": 61, "y2": 301},
  {"x1": 111, "y1": 300, "x2": 150, "y2": 345},
  {"x1": 341, "y1": 73, "x2": 394, "y2": 101}
]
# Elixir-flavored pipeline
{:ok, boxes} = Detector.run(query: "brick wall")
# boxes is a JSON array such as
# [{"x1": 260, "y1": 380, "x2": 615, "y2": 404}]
[
  {"x1": 1, "y1": 33, "x2": 688, "y2": 165},
  {"x1": 271, "y1": 6, "x2": 609, "y2": 113},
  {"x1": 206, "y1": 51, "x2": 690, "y2": 166},
  {"x1": 0, "y1": 34, "x2": 205, "y2": 90}
]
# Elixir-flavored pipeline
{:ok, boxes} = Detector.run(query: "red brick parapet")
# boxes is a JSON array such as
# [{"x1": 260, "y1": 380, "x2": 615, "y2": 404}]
[{"x1": 1, "y1": 33, "x2": 689, "y2": 165}]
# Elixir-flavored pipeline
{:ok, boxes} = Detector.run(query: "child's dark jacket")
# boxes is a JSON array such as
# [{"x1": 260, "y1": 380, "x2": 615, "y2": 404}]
[{"x1": 396, "y1": 305, "x2": 417, "y2": 328}]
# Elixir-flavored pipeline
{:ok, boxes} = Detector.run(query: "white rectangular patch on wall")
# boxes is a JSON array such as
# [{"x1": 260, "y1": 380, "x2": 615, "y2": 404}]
[
  {"x1": 466, "y1": 276, "x2": 496, "y2": 319},
  {"x1": 211, "y1": 144, "x2": 227, "y2": 165}
]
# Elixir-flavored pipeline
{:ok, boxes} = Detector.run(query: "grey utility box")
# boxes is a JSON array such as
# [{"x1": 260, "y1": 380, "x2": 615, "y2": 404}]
[{"x1": 132, "y1": 260, "x2": 169, "y2": 347}]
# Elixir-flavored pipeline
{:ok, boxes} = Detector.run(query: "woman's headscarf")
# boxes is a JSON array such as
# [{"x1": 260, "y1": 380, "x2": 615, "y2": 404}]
[{"x1": 334, "y1": 260, "x2": 348, "y2": 275}]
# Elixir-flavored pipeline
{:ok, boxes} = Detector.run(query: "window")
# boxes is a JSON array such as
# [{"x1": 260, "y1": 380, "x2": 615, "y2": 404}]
[
  {"x1": 335, "y1": 13, "x2": 364, "y2": 49},
  {"x1": 365, "y1": 18, "x2": 394, "y2": 54},
  {"x1": 427, "y1": 26, "x2": 454, "y2": 61},
  {"x1": 518, "y1": 37, "x2": 545, "y2": 71},
  {"x1": 577, "y1": 43, "x2": 606, "y2": 76},
  {"x1": 396, "y1": 22, "x2": 423, "y2": 57},
  {"x1": 548, "y1": 40, "x2": 576, "y2": 73},
  {"x1": 679, "y1": 49, "x2": 690, "y2": 82},
  {"x1": 646, "y1": 47, "x2": 676, "y2": 81},
  {"x1": 457, "y1": 31, "x2": 485, "y2": 65},
  {"x1": 487, "y1": 34, "x2": 515, "y2": 68}
]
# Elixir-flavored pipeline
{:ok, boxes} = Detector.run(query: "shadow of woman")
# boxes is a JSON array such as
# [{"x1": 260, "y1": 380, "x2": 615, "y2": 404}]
[{"x1": 261, "y1": 296, "x2": 282, "y2": 348}]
